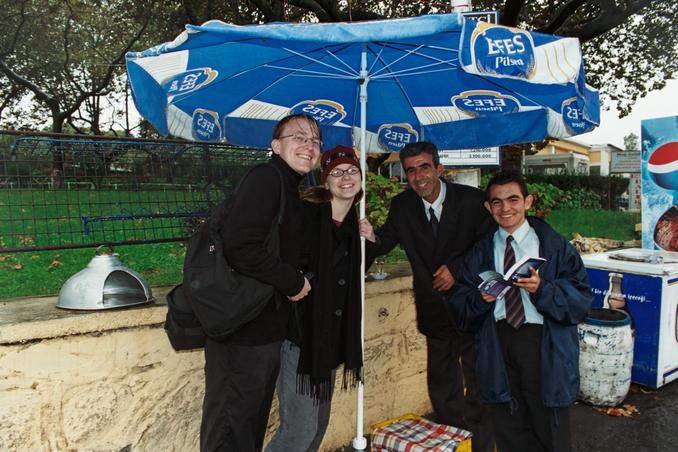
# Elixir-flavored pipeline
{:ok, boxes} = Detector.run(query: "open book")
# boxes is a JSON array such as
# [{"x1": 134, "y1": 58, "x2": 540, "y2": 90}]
[{"x1": 477, "y1": 256, "x2": 547, "y2": 298}]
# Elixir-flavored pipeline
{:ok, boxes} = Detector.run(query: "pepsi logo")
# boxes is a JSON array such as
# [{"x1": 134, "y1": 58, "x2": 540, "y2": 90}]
[
  {"x1": 163, "y1": 68, "x2": 218, "y2": 96},
  {"x1": 377, "y1": 123, "x2": 419, "y2": 152},
  {"x1": 452, "y1": 90, "x2": 520, "y2": 116},
  {"x1": 647, "y1": 141, "x2": 678, "y2": 190},
  {"x1": 290, "y1": 100, "x2": 346, "y2": 125}
]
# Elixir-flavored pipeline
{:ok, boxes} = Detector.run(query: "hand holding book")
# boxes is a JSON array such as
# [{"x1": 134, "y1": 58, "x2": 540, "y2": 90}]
[{"x1": 477, "y1": 256, "x2": 546, "y2": 299}]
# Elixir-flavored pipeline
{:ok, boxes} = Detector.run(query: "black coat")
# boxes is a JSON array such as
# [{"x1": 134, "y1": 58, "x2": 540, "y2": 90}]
[
  {"x1": 373, "y1": 181, "x2": 493, "y2": 338},
  {"x1": 220, "y1": 154, "x2": 306, "y2": 345}
]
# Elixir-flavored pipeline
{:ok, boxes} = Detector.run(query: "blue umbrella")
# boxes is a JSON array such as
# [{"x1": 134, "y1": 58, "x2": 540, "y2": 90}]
[
  {"x1": 126, "y1": 14, "x2": 599, "y2": 447},
  {"x1": 126, "y1": 14, "x2": 599, "y2": 154}
]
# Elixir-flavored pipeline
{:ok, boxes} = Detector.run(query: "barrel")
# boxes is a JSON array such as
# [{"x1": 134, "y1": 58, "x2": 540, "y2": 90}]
[{"x1": 578, "y1": 308, "x2": 634, "y2": 406}]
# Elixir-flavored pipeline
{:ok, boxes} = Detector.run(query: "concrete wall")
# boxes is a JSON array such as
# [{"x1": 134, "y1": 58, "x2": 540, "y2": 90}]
[{"x1": 0, "y1": 265, "x2": 430, "y2": 451}]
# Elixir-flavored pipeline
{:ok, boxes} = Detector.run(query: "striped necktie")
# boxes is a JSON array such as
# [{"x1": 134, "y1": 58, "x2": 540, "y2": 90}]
[{"x1": 504, "y1": 235, "x2": 525, "y2": 328}]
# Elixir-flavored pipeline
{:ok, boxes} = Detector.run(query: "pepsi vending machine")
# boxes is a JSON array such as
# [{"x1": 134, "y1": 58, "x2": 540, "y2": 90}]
[{"x1": 582, "y1": 249, "x2": 678, "y2": 388}]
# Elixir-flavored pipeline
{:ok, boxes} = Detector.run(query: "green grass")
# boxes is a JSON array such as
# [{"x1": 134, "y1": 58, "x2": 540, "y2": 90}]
[
  {"x1": 0, "y1": 242, "x2": 186, "y2": 299},
  {"x1": 548, "y1": 208, "x2": 641, "y2": 241},
  {"x1": 0, "y1": 189, "x2": 211, "y2": 249},
  {"x1": 0, "y1": 208, "x2": 641, "y2": 299}
]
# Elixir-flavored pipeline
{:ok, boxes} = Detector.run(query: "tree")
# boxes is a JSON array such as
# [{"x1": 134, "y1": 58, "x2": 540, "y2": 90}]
[
  {"x1": 624, "y1": 133, "x2": 640, "y2": 151},
  {"x1": 0, "y1": 0, "x2": 158, "y2": 133}
]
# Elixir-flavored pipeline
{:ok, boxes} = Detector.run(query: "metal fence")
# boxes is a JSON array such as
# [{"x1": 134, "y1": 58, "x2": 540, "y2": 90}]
[{"x1": 0, "y1": 131, "x2": 271, "y2": 252}]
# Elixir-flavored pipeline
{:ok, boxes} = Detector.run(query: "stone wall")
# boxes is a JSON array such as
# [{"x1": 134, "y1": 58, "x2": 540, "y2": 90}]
[{"x1": 0, "y1": 265, "x2": 430, "y2": 451}]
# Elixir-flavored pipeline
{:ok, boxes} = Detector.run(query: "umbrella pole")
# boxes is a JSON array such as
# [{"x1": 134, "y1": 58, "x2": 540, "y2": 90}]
[{"x1": 352, "y1": 45, "x2": 369, "y2": 452}]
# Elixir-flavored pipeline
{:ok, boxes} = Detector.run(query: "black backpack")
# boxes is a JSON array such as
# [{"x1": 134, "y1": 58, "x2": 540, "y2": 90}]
[{"x1": 164, "y1": 165, "x2": 284, "y2": 351}]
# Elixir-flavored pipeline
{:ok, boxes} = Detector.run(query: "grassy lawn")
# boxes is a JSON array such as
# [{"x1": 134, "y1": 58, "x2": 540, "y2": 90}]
[
  {"x1": 0, "y1": 243, "x2": 186, "y2": 299},
  {"x1": 0, "y1": 208, "x2": 641, "y2": 299},
  {"x1": 0, "y1": 189, "x2": 209, "y2": 250},
  {"x1": 548, "y1": 208, "x2": 641, "y2": 241}
]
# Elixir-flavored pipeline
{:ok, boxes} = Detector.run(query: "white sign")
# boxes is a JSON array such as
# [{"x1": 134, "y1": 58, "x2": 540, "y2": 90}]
[
  {"x1": 461, "y1": 11, "x2": 499, "y2": 24},
  {"x1": 611, "y1": 151, "x2": 641, "y2": 173},
  {"x1": 439, "y1": 147, "x2": 500, "y2": 166}
]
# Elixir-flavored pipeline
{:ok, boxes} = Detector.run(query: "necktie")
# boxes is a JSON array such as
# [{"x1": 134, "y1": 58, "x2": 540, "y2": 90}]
[
  {"x1": 429, "y1": 206, "x2": 439, "y2": 239},
  {"x1": 504, "y1": 236, "x2": 525, "y2": 328}
]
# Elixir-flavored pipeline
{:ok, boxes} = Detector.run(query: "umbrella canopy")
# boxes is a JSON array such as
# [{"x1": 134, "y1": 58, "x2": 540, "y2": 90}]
[{"x1": 126, "y1": 13, "x2": 599, "y2": 154}]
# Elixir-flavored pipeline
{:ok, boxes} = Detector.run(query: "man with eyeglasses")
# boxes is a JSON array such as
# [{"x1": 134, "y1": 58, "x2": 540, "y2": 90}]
[
  {"x1": 361, "y1": 141, "x2": 495, "y2": 452},
  {"x1": 200, "y1": 114, "x2": 321, "y2": 452}
]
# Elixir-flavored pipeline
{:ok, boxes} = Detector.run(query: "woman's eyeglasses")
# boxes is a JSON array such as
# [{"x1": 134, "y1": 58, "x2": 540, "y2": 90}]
[
  {"x1": 329, "y1": 167, "x2": 360, "y2": 178},
  {"x1": 278, "y1": 133, "x2": 322, "y2": 148}
]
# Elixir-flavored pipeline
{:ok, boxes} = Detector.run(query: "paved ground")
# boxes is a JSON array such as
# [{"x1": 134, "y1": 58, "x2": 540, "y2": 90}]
[
  {"x1": 336, "y1": 381, "x2": 678, "y2": 451},
  {"x1": 571, "y1": 382, "x2": 678, "y2": 452}
]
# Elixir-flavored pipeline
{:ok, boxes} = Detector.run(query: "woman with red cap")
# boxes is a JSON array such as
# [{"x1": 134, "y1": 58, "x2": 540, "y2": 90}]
[{"x1": 265, "y1": 145, "x2": 375, "y2": 452}]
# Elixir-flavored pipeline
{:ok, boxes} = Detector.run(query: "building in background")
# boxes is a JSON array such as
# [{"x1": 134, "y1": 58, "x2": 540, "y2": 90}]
[{"x1": 524, "y1": 138, "x2": 591, "y2": 174}]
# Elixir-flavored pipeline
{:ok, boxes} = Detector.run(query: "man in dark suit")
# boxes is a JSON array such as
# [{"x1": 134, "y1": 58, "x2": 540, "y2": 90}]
[{"x1": 361, "y1": 141, "x2": 494, "y2": 452}]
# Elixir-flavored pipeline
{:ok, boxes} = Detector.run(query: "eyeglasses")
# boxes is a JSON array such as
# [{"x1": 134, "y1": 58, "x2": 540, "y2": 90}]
[
  {"x1": 278, "y1": 133, "x2": 322, "y2": 148},
  {"x1": 328, "y1": 167, "x2": 361, "y2": 178}
]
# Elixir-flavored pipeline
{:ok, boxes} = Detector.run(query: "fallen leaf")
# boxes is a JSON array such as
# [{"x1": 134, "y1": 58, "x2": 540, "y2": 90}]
[
  {"x1": 18, "y1": 235, "x2": 34, "y2": 245},
  {"x1": 0, "y1": 255, "x2": 16, "y2": 262},
  {"x1": 47, "y1": 260, "x2": 63, "y2": 270},
  {"x1": 31, "y1": 255, "x2": 40, "y2": 260},
  {"x1": 593, "y1": 404, "x2": 639, "y2": 417},
  {"x1": 13, "y1": 263, "x2": 23, "y2": 270}
]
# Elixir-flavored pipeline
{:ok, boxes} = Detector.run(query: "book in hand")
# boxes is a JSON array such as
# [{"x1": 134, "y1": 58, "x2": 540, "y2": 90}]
[{"x1": 477, "y1": 256, "x2": 547, "y2": 298}]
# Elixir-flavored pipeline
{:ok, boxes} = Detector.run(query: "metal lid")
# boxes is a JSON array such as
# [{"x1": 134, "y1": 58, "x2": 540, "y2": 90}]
[{"x1": 57, "y1": 246, "x2": 154, "y2": 310}]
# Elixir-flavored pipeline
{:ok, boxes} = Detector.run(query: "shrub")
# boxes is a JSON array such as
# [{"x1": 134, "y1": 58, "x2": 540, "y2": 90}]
[
  {"x1": 525, "y1": 173, "x2": 628, "y2": 208},
  {"x1": 558, "y1": 188, "x2": 602, "y2": 209},
  {"x1": 526, "y1": 182, "x2": 564, "y2": 219},
  {"x1": 366, "y1": 172, "x2": 404, "y2": 229}
]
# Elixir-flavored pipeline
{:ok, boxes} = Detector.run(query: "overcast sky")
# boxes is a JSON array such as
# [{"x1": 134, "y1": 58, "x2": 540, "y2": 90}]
[{"x1": 575, "y1": 78, "x2": 678, "y2": 149}]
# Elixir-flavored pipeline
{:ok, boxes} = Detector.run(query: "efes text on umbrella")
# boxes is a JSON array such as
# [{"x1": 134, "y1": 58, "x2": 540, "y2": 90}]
[
  {"x1": 290, "y1": 100, "x2": 346, "y2": 125},
  {"x1": 377, "y1": 123, "x2": 419, "y2": 152},
  {"x1": 470, "y1": 23, "x2": 536, "y2": 79}
]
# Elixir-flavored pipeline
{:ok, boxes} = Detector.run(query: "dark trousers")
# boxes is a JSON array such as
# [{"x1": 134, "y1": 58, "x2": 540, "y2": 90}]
[
  {"x1": 492, "y1": 321, "x2": 571, "y2": 452},
  {"x1": 426, "y1": 332, "x2": 494, "y2": 452},
  {"x1": 200, "y1": 338, "x2": 283, "y2": 452}
]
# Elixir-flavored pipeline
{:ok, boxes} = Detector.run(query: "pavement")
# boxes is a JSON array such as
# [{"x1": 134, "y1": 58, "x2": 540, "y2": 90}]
[
  {"x1": 571, "y1": 382, "x2": 678, "y2": 452},
  {"x1": 336, "y1": 381, "x2": 678, "y2": 451}
]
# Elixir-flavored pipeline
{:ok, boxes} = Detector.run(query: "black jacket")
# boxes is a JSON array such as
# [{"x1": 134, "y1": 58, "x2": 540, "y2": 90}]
[
  {"x1": 220, "y1": 154, "x2": 306, "y2": 345},
  {"x1": 373, "y1": 181, "x2": 493, "y2": 338},
  {"x1": 448, "y1": 217, "x2": 593, "y2": 407}
]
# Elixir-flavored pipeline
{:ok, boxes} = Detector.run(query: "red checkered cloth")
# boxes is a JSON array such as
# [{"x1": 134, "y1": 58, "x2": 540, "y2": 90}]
[{"x1": 372, "y1": 417, "x2": 472, "y2": 452}]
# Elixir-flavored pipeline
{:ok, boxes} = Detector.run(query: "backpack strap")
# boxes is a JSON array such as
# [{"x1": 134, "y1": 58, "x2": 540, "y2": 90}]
[{"x1": 209, "y1": 162, "x2": 285, "y2": 231}]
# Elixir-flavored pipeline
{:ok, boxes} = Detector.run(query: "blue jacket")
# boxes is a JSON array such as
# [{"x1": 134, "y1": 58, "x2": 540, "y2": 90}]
[{"x1": 448, "y1": 216, "x2": 593, "y2": 407}]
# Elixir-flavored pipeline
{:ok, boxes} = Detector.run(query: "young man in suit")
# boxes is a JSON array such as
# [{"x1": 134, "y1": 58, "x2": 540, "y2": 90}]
[
  {"x1": 448, "y1": 171, "x2": 593, "y2": 452},
  {"x1": 361, "y1": 141, "x2": 494, "y2": 452}
]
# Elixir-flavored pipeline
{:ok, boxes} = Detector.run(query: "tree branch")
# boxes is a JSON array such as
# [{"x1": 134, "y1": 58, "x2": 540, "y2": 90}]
[
  {"x1": 535, "y1": 0, "x2": 588, "y2": 34},
  {"x1": 0, "y1": 59, "x2": 57, "y2": 108},
  {"x1": 62, "y1": 1, "x2": 84, "y2": 96},
  {"x1": 0, "y1": 84, "x2": 23, "y2": 120},
  {"x1": 182, "y1": 0, "x2": 200, "y2": 24},
  {"x1": 535, "y1": 0, "x2": 654, "y2": 41},
  {"x1": 500, "y1": 0, "x2": 527, "y2": 27},
  {"x1": 563, "y1": 0, "x2": 653, "y2": 42},
  {"x1": 0, "y1": 0, "x2": 29, "y2": 58},
  {"x1": 284, "y1": 0, "x2": 332, "y2": 21},
  {"x1": 62, "y1": 16, "x2": 151, "y2": 119},
  {"x1": 248, "y1": 0, "x2": 280, "y2": 22}
]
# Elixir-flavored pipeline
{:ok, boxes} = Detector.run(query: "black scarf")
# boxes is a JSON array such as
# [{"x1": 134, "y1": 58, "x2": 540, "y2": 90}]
[{"x1": 296, "y1": 202, "x2": 363, "y2": 402}]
